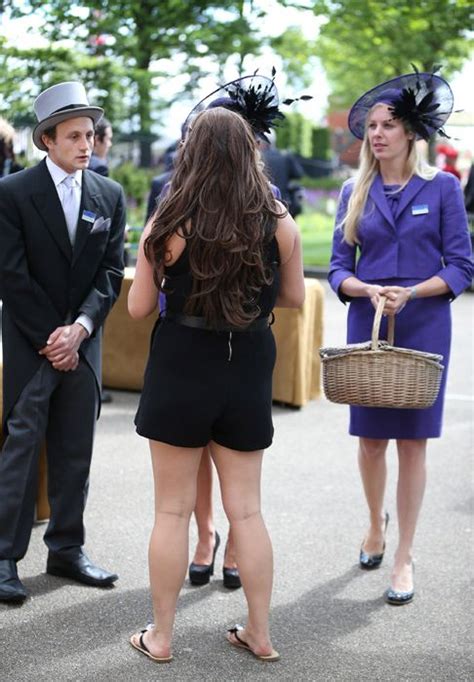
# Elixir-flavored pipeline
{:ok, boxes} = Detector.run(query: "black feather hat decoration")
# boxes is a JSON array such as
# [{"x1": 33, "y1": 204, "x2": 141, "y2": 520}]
[
  {"x1": 183, "y1": 68, "x2": 312, "y2": 142},
  {"x1": 348, "y1": 65, "x2": 454, "y2": 141}
]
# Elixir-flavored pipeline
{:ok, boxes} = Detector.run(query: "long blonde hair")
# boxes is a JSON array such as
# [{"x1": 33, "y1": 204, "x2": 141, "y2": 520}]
[{"x1": 342, "y1": 105, "x2": 438, "y2": 245}]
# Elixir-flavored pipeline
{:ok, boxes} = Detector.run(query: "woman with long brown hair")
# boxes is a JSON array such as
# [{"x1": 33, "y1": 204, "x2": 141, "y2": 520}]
[{"x1": 128, "y1": 105, "x2": 304, "y2": 662}]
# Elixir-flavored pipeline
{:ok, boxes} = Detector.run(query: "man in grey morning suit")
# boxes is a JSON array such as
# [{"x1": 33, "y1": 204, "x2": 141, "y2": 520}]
[{"x1": 0, "y1": 82, "x2": 125, "y2": 602}]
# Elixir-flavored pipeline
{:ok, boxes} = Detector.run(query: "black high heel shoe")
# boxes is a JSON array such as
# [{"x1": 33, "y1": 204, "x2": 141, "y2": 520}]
[
  {"x1": 189, "y1": 531, "x2": 220, "y2": 586},
  {"x1": 223, "y1": 566, "x2": 242, "y2": 589},
  {"x1": 359, "y1": 512, "x2": 389, "y2": 570},
  {"x1": 385, "y1": 561, "x2": 415, "y2": 605}
]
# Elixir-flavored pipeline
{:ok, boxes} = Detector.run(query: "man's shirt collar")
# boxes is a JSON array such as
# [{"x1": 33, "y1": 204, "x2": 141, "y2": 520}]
[{"x1": 46, "y1": 156, "x2": 83, "y2": 189}]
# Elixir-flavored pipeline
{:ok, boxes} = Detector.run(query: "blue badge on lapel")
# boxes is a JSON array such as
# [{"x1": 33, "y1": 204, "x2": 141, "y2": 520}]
[
  {"x1": 411, "y1": 204, "x2": 429, "y2": 216},
  {"x1": 82, "y1": 210, "x2": 96, "y2": 223}
]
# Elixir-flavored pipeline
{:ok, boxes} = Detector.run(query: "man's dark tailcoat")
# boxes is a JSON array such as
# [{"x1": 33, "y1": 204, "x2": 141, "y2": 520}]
[{"x1": 0, "y1": 158, "x2": 125, "y2": 433}]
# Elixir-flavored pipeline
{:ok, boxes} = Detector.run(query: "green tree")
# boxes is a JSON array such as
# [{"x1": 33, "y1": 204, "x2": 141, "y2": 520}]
[
  {"x1": 270, "y1": 26, "x2": 319, "y2": 89},
  {"x1": 305, "y1": 0, "x2": 473, "y2": 110},
  {"x1": 0, "y1": 38, "x2": 128, "y2": 127},
  {"x1": 3, "y1": 0, "x2": 307, "y2": 166}
]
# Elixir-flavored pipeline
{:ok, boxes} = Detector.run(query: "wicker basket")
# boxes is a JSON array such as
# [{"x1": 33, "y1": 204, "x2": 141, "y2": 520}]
[{"x1": 320, "y1": 297, "x2": 444, "y2": 409}]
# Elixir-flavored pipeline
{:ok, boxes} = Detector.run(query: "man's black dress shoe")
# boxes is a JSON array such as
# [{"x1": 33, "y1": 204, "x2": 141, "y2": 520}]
[
  {"x1": 223, "y1": 566, "x2": 242, "y2": 589},
  {"x1": 46, "y1": 551, "x2": 118, "y2": 587},
  {"x1": 359, "y1": 512, "x2": 390, "y2": 570},
  {"x1": 0, "y1": 559, "x2": 27, "y2": 603},
  {"x1": 189, "y1": 531, "x2": 220, "y2": 586}
]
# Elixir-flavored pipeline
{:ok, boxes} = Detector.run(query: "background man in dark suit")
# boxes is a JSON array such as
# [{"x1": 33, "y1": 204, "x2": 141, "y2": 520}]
[
  {"x1": 0, "y1": 82, "x2": 125, "y2": 603},
  {"x1": 259, "y1": 136, "x2": 304, "y2": 217},
  {"x1": 87, "y1": 116, "x2": 115, "y2": 403},
  {"x1": 88, "y1": 117, "x2": 113, "y2": 177}
]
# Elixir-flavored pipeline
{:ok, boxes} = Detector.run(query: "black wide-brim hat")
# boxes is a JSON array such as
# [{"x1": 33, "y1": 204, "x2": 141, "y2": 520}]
[
  {"x1": 33, "y1": 81, "x2": 103, "y2": 151},
  {"x1": 348, "y1": 70, "x2": 454, "y2": 141},
  {"x1": 182, "y1": 73, "x2": 285, "y2": 142}
]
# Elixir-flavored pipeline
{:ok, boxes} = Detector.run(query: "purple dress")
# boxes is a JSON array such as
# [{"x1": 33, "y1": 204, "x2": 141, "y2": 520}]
[{"x1": 329, "y1": 173, "x2": 473, "y2": 440}]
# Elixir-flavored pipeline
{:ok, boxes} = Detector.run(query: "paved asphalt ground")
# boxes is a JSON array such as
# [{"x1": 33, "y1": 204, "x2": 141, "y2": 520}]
[{"x1": 0, "y1": 282, "x2": 472, "y2": 681}]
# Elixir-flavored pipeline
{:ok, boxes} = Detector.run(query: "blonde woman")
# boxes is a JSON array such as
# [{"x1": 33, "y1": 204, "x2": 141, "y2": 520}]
[{"x1": 329, "y1": 70, "x2": 472, "y2": 605}]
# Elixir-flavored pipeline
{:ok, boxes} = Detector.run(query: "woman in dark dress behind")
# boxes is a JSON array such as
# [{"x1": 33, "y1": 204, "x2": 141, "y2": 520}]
[
  {"x1": 329, "y1": 70, "x2": 472, "y2": 605},
  {"x1": 128, "y1": 107, "x2": 304, "y2": 662}
]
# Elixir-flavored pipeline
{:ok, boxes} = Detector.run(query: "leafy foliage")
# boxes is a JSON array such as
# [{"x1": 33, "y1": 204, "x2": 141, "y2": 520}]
[
  {"x1": 109, "y1": 162, "x2": 154, "y2": 212},
  {"x1": 1, "y1": 1, "x2": 311, "y2": 165},
  {"x1": 276, "y1": 111, "x2": 329, "y2": 159},
  {"x1": 305, "y1": 0, "x2": 473, "y2": 109}
]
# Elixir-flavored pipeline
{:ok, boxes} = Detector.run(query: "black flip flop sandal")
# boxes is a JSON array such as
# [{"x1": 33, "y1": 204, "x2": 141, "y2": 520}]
[
  {"x1": 130, "y1": 626, "x2": 173, "y2": 663},
  {"x1": 227, "y1": 625, "x2": 280, "y2": 662}
]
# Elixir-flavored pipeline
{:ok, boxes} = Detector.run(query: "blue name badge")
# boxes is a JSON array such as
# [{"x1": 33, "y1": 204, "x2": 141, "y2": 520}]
[
  {"x1": 411, "y1": 204, "x2": 429, "y2": 216},
  {"x1": 82, "y1": 210, "x2": 96, "y2": 223}
]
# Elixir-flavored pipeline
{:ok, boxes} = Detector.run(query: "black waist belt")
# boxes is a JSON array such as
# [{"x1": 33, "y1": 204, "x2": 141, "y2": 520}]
[{"x1": 162, "y1": 312, "x2": 273, "y2": 332}]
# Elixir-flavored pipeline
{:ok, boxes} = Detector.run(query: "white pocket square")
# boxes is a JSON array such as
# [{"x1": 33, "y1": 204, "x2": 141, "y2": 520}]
[{"x1": 91, "y1": 217, "x2": 111, "y2": 233}]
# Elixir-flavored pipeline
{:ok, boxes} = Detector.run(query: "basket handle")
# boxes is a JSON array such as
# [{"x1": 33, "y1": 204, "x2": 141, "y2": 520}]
[{"x1": 371, "y1": 296, "x2": 395, "y2": 350}]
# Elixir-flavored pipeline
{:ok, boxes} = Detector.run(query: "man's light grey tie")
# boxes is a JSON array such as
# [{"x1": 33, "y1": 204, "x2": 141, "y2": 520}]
[{"x1": 61, "y1": 175, "x2": 80, "y2": 245}]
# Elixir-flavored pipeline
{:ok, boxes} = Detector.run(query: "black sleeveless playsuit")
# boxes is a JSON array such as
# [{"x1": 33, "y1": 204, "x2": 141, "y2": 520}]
[{"x1": 134, "y1": 236, "x2": 280, "y2": 451}]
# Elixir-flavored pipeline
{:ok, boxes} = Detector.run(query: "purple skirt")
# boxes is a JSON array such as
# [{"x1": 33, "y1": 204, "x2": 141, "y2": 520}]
[{"x1": 346, "y1": 279, "x2": 451, "y2": 439}]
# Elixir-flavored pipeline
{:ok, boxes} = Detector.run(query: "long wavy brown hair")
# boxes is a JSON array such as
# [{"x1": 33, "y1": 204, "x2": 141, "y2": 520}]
[{"x1": 145, "y1": 107, "x2": 284, "y2": 328}]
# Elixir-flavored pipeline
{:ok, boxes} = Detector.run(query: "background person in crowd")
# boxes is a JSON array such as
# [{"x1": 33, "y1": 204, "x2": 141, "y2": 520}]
[
  {"x1": 0, "y1": 117, "x2": 24, "y2": 177},
  {"x1": 145, "y1": 149, "x2": 175, "y2": 223},
  {"x1": 329, "y1": 69, "x2": 472, "y2": 606},
  {"x1": 128, "y1": 102, "x2": 305, "y2": 663},
  {"x1": 88, "y1": 116, "x2": 115, "y2": 403},
  {"x1": 463, "y1": 163, "x2": 474, "y2": 214},
  {"x1": 0, "y1": 82, "x2": 125, "y2": 603},
  {"x1": 439, "y1": 144, "x2": 461, "y2": 180},
  {"x1": 88, "y1": 116, "x2": 113, "y2": 176},
  {"x1": 186, "y1": 80, "x2": 282, "y2": 590},
  {"x1": 259, "y1": 133, "x2": 304, "y2": 217},
  {"x1": 180, "y1": 74, "x2": 309, "y2": 592}
]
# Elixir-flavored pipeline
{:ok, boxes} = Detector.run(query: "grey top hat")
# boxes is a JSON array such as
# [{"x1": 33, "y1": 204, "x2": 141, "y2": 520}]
[{"x1": 33, "y1": 81, "x2": 104, "y2": 151}]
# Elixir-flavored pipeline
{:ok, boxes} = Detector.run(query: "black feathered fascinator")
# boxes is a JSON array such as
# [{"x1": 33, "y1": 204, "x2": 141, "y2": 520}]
[
  {"x1": 348, "y1": 65, "x2": 454, "y2": 142},
  {"x1": 183, "y1": 67, "x2": 312, "y2": 142}
]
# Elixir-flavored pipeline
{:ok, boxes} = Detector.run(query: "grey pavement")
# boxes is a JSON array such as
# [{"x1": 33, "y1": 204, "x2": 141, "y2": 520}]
[{"x1": 0, "y1": 282, "x2": 472, "y2": 681}]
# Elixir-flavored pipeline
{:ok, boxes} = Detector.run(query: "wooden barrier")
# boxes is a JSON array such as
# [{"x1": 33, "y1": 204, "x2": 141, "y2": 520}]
[
  {"x1": 1, "y1": 275, "x2": 322, "y2": 517},
  {"x1": 103, "y1": 270, "x2": 324, "y2": 407}
]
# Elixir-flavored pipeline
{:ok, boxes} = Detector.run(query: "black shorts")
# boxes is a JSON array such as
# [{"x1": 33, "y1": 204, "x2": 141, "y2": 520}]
[{"x1": 135, "y1": 319, "x2": 276, "y2": 451}]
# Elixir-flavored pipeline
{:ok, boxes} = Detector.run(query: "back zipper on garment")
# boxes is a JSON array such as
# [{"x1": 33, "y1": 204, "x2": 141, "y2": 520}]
[{"x1": 227, "y1": 332, "x2": 233, "y2": 362}]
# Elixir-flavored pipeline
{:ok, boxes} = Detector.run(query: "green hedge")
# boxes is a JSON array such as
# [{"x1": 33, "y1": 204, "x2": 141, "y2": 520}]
[
  {"x1": 276, "y1": 112, "x2": 331, "y2": 160},
  {"x1": 297, "y1": 210, "x2": 334, "y2": 266},
  {"x1": 110, "y1": 162, "x2": 155, "y2": 211},
  {"x1": 300, "y1": 176, "x2": 344, "y2": 190}
]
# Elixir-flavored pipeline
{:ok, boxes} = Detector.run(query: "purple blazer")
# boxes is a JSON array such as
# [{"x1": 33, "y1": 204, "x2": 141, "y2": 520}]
[{"x1": 329, "y1": 171, "x2": 473, "y2": 300}]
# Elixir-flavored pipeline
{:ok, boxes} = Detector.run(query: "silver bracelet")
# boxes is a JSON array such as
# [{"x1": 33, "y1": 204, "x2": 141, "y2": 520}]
[{"x1": 409, "y1": 286, "x2": 418, "y2": 299}]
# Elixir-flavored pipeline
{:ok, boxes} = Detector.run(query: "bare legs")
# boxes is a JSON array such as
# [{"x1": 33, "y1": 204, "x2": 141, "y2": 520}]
[
  {"x1": 142, "y1": 439, "x2": 273, "y2": 657},
  {"x1": 191, "y1": 447, "x2": 216, "y2": 564},
  {"x1": 359, "y1": 438, "x2": 389, "y2": 554},
  {"x1": 393, "y1": 439, "x2": 427, "y2": 590},
  {"x1": 144, "y1": 440, "x2": 203, "y2": 658},
  {"x1": 210, "y1": 441, "x2": 275, "y2": 656},
  {"x1": 358, "y1": 436, "x2": 427, "y2": 591},
  {"x1": 192, "y1": 446, "x2": 237, "y2": 569}
]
